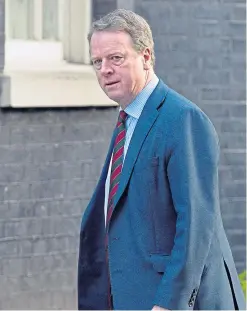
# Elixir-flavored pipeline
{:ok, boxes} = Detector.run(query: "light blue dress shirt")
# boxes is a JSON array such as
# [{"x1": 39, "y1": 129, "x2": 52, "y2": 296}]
[{"x1": 104, "y1": 75, "x2": 159, "y2": 223}]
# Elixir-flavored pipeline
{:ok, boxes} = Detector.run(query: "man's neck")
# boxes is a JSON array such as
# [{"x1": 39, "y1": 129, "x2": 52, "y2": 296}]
[{"x1": 144, "y1": 68, "x2": 155, "y2": 89}]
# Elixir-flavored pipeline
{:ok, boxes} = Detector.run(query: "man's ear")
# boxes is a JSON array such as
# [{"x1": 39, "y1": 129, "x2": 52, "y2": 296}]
[{"x1": 143, "y1": 47, "x2": 152, "y2": 70}]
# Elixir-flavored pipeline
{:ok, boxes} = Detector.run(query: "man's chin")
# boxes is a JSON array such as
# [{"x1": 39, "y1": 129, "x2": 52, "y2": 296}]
[{"x1": 104, "y1": 91, "x2": 121, "y2": 104}]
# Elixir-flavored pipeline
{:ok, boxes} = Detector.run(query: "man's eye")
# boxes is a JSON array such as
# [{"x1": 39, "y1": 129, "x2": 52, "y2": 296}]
[
  {"x1": 112, "y1": 56, "x2": 121, "y2": 60},
  {"x1": 92, "y1": 59, "x2": 102, "y2": 67},
  {"x1": 111, "y1": 55, "x2": 124, "y2": 65}
]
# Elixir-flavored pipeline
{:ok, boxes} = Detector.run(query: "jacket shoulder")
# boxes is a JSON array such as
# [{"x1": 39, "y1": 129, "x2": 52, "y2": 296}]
[
  {"x1": 158, "y1": 86, "x2": 218, "y2": 146},
  {"x1": 165, "y1": 88, "x2": 204, "y2": 115},
  {"x1": 161, "y1": 87, "x2": 215, "y2": 128}
]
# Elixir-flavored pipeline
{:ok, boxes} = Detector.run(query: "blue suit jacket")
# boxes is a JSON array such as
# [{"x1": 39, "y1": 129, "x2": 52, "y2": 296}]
[{"x1": 78, "y1": 80, "x2": 245, "y2": 310}]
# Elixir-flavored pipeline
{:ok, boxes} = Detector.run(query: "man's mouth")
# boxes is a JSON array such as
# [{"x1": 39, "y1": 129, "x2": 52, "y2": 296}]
[{"x1": 105, "y1": 81, "x2": 119, "y2": 87}]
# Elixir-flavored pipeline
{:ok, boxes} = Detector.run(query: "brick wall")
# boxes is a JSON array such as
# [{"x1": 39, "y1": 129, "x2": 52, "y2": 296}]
[
  {"x1": 93, "y1": 0, "x2": 117, "y2": 20},
  {"x1": 0, "y1": 0, "x2": 246, "y2": 309},
  {"x1": 134, "y1": 0, "x2": 246, "y2": 272},
  {"x1": 0, "y1": 108, "x2": 118, "y2": 309}
]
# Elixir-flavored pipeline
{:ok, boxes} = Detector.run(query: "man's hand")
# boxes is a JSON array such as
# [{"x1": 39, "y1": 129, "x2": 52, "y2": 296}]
[{"x1": 152, "y1": 306, "x2": 170, "y2": 311}]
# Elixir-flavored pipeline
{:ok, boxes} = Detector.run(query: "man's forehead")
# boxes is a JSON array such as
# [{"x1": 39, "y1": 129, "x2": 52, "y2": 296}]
[
  {"x1": 91, "y1": 30, "x2": 132, "y2": 45},
  {"x1": 90, "y1": 31, "x2": 133, "y2": 56}
]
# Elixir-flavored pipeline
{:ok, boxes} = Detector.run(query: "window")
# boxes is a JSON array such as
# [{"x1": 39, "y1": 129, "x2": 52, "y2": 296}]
[{"x1": 3, "y1": 0, "x2": 117, "y2": 108}]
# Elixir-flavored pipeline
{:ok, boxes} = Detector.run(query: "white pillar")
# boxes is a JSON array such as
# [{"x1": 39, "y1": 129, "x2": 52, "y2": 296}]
[
  {"x1": 63, "y1": 0, "x2": 91, "y2": 64},
  {"x1": 58, "y1": 0, "x2": 64, "y2": 41},
  {"x1": 5, "y1": 0, "x2": 10, "y2": 39},
  {"x1": 33, "y1": 0, "x2": 43, "y2": 40}
]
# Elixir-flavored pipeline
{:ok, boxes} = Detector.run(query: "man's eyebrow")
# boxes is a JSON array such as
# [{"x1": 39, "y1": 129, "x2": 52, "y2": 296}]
[
  {"x1": 91, "y1": 56, "x2": 101, "y2": 61},
  {"x1": 108, "y1": 51, "x2": 124, "y2": 56},
  {"x1": 91, "y1": 51, "x2": 124, "y2": 59}
]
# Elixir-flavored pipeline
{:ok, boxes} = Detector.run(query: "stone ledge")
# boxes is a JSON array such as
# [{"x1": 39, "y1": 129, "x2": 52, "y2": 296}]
[
  {"x1": 4, "y1": 40, "x2": 117, "y2": 108},
  {"x1": 4, "y1": 69, "x2": 117, "y2": 108}
]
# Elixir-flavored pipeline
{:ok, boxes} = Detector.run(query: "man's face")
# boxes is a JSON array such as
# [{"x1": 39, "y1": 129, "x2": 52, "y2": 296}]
[{"x1": 90, "y1": 31, "x2": 150, "y2": 108}]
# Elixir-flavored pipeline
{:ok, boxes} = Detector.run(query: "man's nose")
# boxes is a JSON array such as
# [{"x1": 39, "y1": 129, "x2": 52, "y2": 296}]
[{"x1": 100, "y1": 59, "x2": 113, "y2": 75}]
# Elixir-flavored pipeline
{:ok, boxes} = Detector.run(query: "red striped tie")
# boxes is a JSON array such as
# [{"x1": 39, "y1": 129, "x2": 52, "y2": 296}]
[
  {"x1": 105, "y1": 110, "x2": 127, "y2": 309},
  {"x1": 106, "y1": 110, "x2": 127, "y2": 226}
]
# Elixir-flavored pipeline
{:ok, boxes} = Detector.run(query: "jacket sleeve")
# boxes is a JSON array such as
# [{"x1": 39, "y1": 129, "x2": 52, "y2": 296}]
[{"x1": 153, "y1": 106, "x2": 220, "y2": 310}]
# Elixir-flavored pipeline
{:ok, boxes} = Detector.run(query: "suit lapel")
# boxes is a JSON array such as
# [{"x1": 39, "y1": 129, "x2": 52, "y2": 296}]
[{"x1": 111, "y1": 80, "x2": 169, "y2": 216}]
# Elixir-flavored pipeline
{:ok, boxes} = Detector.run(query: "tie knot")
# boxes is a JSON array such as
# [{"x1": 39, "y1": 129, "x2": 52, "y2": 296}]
[{"x1": 119, "y1": 110, "x2": 127, "y2": 122}]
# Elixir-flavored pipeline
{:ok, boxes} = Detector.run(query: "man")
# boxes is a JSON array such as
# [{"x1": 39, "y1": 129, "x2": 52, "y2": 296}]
[{"x1": 78, "y1": 9, "x2": 245, "y2": 310}]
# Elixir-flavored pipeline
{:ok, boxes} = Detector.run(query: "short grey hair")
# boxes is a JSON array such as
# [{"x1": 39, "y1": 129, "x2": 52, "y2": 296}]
[{"x1": 88, "y1": 9, "x2": 155, "y2": 67}]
